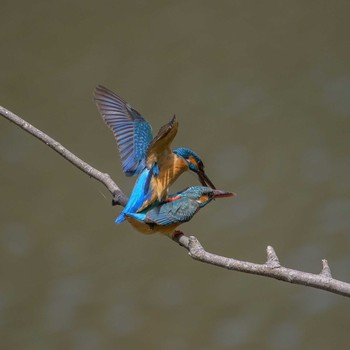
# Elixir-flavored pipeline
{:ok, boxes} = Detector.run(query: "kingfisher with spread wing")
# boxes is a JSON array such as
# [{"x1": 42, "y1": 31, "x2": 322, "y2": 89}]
[
  {"x1": 125, "y1": 186, "x2": 235, "y2": 236},
  {"x1": 94, "y1": 85, "x2": 216, "y2": 223}
]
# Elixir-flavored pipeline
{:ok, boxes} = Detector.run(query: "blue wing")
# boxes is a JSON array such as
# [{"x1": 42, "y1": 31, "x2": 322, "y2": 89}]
[
  {"x1": 145, "y1": 197, "x2": 200, "y2": 226},
  {"x1": 94, "y1": 85, "x2": 153, "y2": 176}
]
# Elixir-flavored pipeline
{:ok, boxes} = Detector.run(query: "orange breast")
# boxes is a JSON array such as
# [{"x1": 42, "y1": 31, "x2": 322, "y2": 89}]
[
  {"x1": 125, "y1": 216, "x2": 181, "y2": 236},
  {"x1": 154, "y1": 153, "x2": 188, "y2": 200},
  {"x1": 138, "y1": 154, "x2": 188, "y2": 212},
  {"x1": 125, "y1": 216, "x2": 155, "y2": 234}
]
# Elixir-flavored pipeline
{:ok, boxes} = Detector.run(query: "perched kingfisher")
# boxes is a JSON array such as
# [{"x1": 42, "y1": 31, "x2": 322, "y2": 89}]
[
  {"x1": 124, "y1": 186, "x2": 235, "y2": 236},
  {"x1": 94, "y1": 85, "x2": 216, "y2": 223}
]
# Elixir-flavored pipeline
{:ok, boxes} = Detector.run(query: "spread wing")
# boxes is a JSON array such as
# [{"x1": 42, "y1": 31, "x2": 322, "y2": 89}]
[
  {"x1": 94, "y1": 85, "x2": 153, "y2": 176},
  {"x1": 145, "y1": 197, "x2": 199, "y2": 226},
  {"x1": 146, "y1": 115, "x2": 178, "y2": 166}
]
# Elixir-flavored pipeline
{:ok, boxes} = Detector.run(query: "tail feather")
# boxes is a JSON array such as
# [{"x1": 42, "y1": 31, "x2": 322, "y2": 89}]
[
  {"x1": 115, "y1": 168, "x2": 153, "y2": 225},
  {"x1": 115, "y1": 212, "x2": 125, "y2": 224}
]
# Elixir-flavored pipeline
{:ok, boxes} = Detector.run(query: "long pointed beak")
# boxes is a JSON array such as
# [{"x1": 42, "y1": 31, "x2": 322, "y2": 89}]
[
  {"x1": 212, "y1": 189, "x2": 236, "y2": 198},
  {"x1": 198, "y1": 170, "x2": 216, "y2": 189}
]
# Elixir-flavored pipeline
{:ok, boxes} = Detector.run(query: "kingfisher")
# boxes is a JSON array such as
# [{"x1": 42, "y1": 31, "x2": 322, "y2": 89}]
[
  {"x1": 124, "y1": 186, "x2": 235, "y2": 236},
  {"x1": 94, "y1": 85, "x2": 216, "y2": 223}
]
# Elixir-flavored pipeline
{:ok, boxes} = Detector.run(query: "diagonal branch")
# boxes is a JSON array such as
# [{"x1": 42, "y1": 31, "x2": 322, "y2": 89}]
[
  {"x1": 0, "y1": 106, "x2": 128, "y2": 206},
  {"x1": 1, "y1": 105, "x2": 350, "y2": 298}
]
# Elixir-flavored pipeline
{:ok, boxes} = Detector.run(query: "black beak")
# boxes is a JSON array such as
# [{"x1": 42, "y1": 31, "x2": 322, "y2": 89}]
[
  {"x1": 198, "y1": 169, "x2": 216, "y2": 189},
  {"x1": 212, "y1": 189, "x2": 236, "y2": 198}
]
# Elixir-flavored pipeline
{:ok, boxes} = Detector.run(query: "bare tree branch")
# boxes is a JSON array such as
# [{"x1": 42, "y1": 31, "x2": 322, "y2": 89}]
[
  {"x1": 0, "y1": 106, "x2": 128, "y2": 206},
  {"x1": 172, "y1": 235, "x2": 350, "y2": 297},
  {"x1": 2, "y1": 105, "x2": 350, "y2": 298}
]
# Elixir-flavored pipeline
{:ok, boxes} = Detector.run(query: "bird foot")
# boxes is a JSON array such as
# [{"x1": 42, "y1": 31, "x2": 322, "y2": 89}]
[{"x1": 172, "y1": 230, "x2": 184, "y2": 238}]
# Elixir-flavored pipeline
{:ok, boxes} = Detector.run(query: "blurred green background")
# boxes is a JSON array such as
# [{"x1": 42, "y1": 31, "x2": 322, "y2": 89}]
[{"x1": 1, "y1": 1, "x2": 350, "y2": 349}]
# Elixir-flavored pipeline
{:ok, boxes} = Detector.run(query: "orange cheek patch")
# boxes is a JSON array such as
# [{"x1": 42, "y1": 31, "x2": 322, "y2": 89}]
[
  {"x1": 188, "y1": 156, "x2": 198, "y2": 167},
  {"x1": 199, "y1": 195, "x2": 209, "y2": 203}
]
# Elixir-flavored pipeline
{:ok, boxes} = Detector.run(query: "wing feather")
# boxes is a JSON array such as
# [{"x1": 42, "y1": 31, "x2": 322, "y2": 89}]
[
  {"x1": 94, "y1": 85, "x2": 153, "y2": 176},
  {"x1": 145, "y1": 197, "x2": 199, "y2": 226},
  {"x1": 146, "y1": 115, "x2": 178, "y2": 165}
]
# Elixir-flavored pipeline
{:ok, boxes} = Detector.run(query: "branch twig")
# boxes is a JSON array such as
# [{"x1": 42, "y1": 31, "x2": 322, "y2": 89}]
[
  {"x1": 2, "y1": 105, "x2": 350, "y2": 298},
  {"x1": 172, "y1": 235, "x2": 350, "y2": 297}
]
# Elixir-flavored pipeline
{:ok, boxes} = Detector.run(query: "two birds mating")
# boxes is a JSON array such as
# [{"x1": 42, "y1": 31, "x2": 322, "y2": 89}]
[{"x1": 94, "y1": 85, "x2": 234, "y2": 236}]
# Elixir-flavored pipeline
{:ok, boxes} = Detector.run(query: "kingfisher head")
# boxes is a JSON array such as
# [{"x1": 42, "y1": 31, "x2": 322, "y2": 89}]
[
  {"x1": 173, "y1": 147, "x2": 216, "y2": 189},
  {"x1": 170, "y1": 186, "x2": 235, "y2": 207}
]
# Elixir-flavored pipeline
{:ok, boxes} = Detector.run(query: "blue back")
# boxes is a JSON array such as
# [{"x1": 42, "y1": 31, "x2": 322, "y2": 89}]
[{"x1": 126, "y1": 186, "x2": 215, "y2": 226}]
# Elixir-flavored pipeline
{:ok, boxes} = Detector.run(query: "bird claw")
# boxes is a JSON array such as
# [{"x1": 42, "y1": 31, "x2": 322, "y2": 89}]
[{"x1": 172, "y1": 230, "x2": 184, "y2": 237}]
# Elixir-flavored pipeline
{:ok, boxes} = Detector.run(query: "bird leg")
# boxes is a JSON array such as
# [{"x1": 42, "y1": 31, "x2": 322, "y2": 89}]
[{"x1": 172, "y1": 230, "x2": 184, "y2": 237}]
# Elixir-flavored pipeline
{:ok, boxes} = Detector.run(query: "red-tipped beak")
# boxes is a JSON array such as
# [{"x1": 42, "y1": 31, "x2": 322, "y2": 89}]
[{"x1": 212, "y1": 189, "x2": 236, "y2": 198}]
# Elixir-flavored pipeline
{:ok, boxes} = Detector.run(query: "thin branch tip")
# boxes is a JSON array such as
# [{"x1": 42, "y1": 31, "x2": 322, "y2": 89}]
[
  {"x1": 266, "y1": 245, "x2": 281, "y2": 268},
  {"x1": 320, "y1": 259, "x2": 332, "y2": 278}
]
